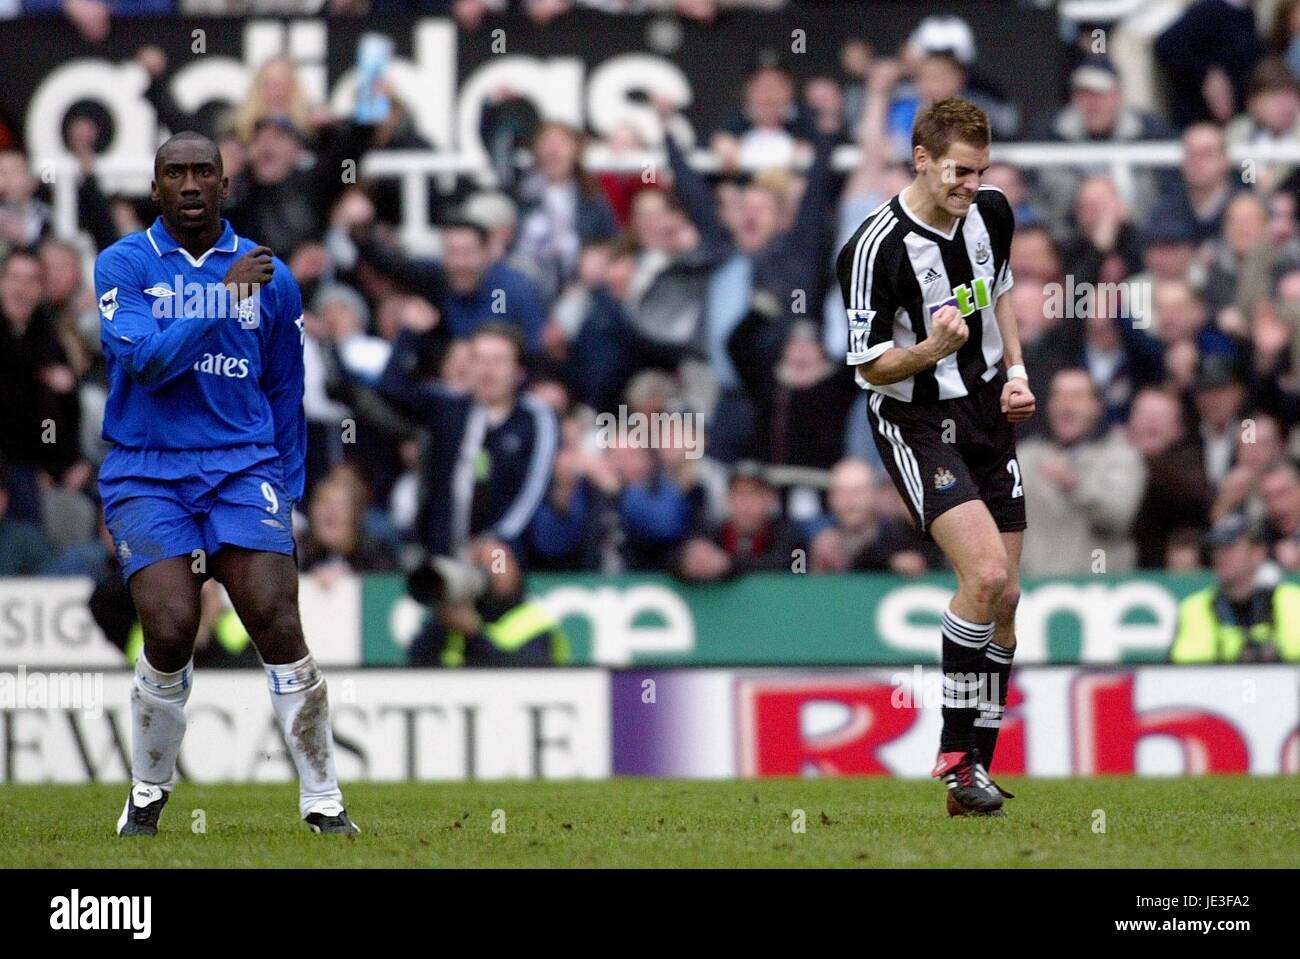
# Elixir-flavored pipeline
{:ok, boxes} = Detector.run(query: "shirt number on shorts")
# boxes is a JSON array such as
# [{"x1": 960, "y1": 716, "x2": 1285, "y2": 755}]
[
  {"x1": 261, "y1": 482, "x2": 280, "y2": 514},
  {"x1": 1006, "y1": 458, "x2": 1023, "y2": 499}
]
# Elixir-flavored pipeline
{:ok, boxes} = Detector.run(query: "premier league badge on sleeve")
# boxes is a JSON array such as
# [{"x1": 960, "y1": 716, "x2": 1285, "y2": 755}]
[
  {"x1": 847, "y1": 308, "x2": 875, "y2": 354},
  {"x1": 99, "y1": 287, "x2": 119, "y2": 322}
]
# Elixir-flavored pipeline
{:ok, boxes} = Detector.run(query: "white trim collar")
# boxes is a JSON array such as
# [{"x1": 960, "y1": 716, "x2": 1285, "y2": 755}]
[{"x1": 897, "y1": 188, "x2": 961, "y2": 242}]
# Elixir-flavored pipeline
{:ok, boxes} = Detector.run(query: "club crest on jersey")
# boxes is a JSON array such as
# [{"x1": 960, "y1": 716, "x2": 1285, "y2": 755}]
[
  {"x1": 934, "y1": 467, "x2": 957, "y2": 491},
  {"x1": 974, "y1": 239, "x2": 991, "y2": 265},
  {"x1": 237, "y1": 297, "x2": 260, "y2": 330},
  {"x1": 99, "y1": 287, "x2": 119, "y2": 322}
]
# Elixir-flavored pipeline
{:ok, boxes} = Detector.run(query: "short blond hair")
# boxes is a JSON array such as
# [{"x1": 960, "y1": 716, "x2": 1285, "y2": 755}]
[{"x1": 912, "y1": 97, "x2": 990, "y2": 158}]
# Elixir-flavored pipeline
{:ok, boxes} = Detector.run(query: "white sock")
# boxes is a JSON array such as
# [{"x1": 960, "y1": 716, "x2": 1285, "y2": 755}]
[
  {"x1": 131, "y1": 653, "x2": 193, "y2": 790},
  {"x1": 264, "y1": 654, "x2": 344, "y2": 818}
]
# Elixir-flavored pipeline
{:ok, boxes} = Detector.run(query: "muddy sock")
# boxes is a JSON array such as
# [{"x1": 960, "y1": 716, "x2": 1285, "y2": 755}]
[
  {"x1": 265, "y1": 654, "x2": 343, "y2": 818},
  {"x1": 131, "y1": 653, "x2": 192, "y2": 789}
]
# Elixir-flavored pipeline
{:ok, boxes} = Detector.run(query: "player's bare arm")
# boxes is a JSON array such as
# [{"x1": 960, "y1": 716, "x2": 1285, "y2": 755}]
[
  {"x1": 994, "y1": 295, "x2": 1036, "y2": 423},
  {"x1": 856, "y1": 304, "x2": 968, "y2": 386}
]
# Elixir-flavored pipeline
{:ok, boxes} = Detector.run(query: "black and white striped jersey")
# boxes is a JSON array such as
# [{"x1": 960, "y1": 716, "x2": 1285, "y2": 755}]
[{"x1": 836, "y1": 185, "x2": 1015, "y2": 403}]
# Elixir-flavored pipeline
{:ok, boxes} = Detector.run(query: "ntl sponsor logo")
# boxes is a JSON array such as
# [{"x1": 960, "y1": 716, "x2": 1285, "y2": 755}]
[
  {"x1": 0, "y1": 665, "x2": 103, "y2": 716},
  {"x1": 146, "y1": 276, "x2": 262, "y2": 328},
  {"x1": 50, "y1": 890, "x2": 151, "y2": 939},
  {"x1": 1043, "y1": 275, "x2": 1153, "y2": 326},
  {"x1": 593, "y1": 404, "x2": 703, "y2": 460}
]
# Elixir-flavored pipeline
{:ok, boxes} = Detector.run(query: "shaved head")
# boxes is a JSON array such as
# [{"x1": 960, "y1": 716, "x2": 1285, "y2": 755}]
[
  {"x1": 151, "y1": 130, "x2": 228, "y2": 243},
  {"x1": 154, "y1": 131, "x2": 222, "y2": 178}
]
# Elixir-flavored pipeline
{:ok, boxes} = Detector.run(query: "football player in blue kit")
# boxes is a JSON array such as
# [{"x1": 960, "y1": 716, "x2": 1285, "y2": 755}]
[{"x1": 95, "y1": 131, "x2": 358, "y2": 836}]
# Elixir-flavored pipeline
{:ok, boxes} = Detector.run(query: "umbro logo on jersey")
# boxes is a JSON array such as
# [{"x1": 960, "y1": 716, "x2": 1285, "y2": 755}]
[
  {"x1": 143, "y1": 285, "x2": 176, "y2": 297},
  {"x1": 921, "y1": 268, "x2": 943, "y2": 286}
]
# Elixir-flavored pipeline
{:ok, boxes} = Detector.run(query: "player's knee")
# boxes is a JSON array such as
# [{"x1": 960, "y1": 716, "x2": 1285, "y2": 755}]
[
  {"x1": 139, "y1": 599, "x2": 200, "y2": 662},
  {"x1": 246, "y1": 599, "x2": 305, "y2": 653},
  {"x1": 973, "y1": 563, "x2": 1009, "y2": 606},
  {"x1": 995, "y1": 585, "x2": 1021, "y2": 627}
]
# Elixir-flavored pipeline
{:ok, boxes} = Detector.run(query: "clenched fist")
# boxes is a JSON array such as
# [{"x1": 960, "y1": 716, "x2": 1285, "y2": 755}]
[
  {"x1": 1001, "y1": 377, "x2": 1036, "y2": 423},
  {"x1": 927, "y1": 304, "x2": 969, "y2": 358},
  {"x1": 222, "y1": 246, "x2": 274, "y2": 293}
]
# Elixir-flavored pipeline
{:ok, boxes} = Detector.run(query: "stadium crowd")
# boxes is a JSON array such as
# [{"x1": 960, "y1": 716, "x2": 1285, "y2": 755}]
[{"x1": 6, "y1": 1, "x2": 1300, "y2": 635}]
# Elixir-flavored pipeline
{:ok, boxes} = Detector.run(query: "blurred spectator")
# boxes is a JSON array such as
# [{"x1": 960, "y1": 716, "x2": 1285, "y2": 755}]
[
  {"x1": 298, "y1": 474, "x2": 398, "y2": 580},
  {"x1": 0, "y1": 149, "x2": 50, "y2": 256},
  {"x1": 376, "y1": 318, "x2": 557, "y2": 559},
  {"x1": 1258, "y1": 458, "x2": 1300, "y2": 569},
  {"x1": 1226, "y1": 59, "x2": 1300, "y2": 192},
  {"x1": 353, "y1": 213, "x2": 548, "y2": 352},
  {"x1": 662, "y1": 95, "x2": 838, "y2": 422},
  {"x1": 1059, "y1": 175, "x2": 1144, "y2": 285},
  {"x1": 1171, "y1": 513, "x2": 1300, "y2": 662},
  {"x1": 1128, "y1": 387, "x2": 1212, "y2": 567},
  {"x1": 1201, "y1": 191, "x2": 1271, "y2": 322},
  {"x1": 711, "y1": 63, "x2": 820, "y2": 173},
  {"x1": 0, "y1": 250, "x2": 83, "y2": 513},
  {"x1": 225, "y1": 115, "x2": 377, "y2": 258},
  {"x1": 676, "y1": 462, "x2": 804, "y2": 581},
  {"x1": 1028, "y1": 56, "x2": 1174, "y2": 227},
  {"x1": 1192, "y1": 352, "x2": 1250, "y2": 486},
  {"x1": 1155, "y1": 0, "x2": 1264, "y2": 127},
  {"x1": 1146, "y1": 124, "x2": 1242, "y2": 245},
  {"x1": 727, "y1": 313, "x2": 856, "y2": 469},
  {"x1": 809, "y1": 458, "x2": 932, "y2": 575},
  {"x1": 0, "y1": 462, "x2": 52, "y2": 576},
  {"x1": 480, "y1": 100, "x2": 617, "y2": 302},
  {"x1": 1019, "y1": 368, "x2": 1147, "y2": 575},
  {"x1": 1212, "y1": 409, "x2": 1286, "y2": 521}
]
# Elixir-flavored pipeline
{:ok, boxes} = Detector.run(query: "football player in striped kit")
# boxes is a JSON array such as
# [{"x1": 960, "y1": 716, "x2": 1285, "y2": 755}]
[{"x1": 836, "y1": 98, "x2": 1035, "y2": 816}]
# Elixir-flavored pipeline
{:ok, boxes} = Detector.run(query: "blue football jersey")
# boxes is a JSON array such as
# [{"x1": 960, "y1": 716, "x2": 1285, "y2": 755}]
[{"x1": 94, "y1": 217, "x2": 306, "y2": 500}]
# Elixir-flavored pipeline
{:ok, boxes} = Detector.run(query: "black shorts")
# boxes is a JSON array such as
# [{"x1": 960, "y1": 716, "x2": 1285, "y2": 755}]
[{"x1": 864, "y1": 375, "x2": 1027, "y2": 540}]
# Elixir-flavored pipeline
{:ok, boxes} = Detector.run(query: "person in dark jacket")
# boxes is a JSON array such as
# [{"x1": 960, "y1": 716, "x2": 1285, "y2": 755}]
[
  {"x1": 728, "y1": 310, "x2": 857, "y2": 469},
  {"x1": 1154, "y1": 0, "x2": 1264, "y2": 128},
  {"x1": 225, "y1": 116, "x2": 377, "y2": 258},
  {"x1": 376, "y1": 316, "x2": 557, "y2": 561},
  {"x1": 480, "y1": 97, "x2": 618, "y2": 303},
  {"x1": 353, "y1": 217, "x2": 548, "y2": 353},
  {"x1": 1145, "y1": 123, "x2": 1243, "y2": 246},
  {"x1": 676, "y1": 462, "x2": 805, "y2": 582},
  {"x1": 0, "y1": 250, "x2": 81, "y2": 519},
  {"x1": 1128, "y1": 387, "x2": 1212, "y2": 567}
]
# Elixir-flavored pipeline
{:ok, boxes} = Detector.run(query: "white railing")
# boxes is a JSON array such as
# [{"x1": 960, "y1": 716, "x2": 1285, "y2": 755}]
[{"x1": 41, "y1": 139, "x2": 1300, "y2": 254}]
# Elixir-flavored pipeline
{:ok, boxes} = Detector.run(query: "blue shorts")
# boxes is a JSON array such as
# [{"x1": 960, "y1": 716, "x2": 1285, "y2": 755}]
[{"x1": 99, "y1": 446, "x2": 297, "y2": 582}]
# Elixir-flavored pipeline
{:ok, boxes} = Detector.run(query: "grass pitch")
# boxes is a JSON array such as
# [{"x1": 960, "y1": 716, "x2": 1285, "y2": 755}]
[{"x1": 2, "y1": 776, "x2": 1297, "y2": 868}]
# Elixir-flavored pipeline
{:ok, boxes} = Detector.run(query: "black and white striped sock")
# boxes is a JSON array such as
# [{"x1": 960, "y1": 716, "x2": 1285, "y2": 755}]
[
  {"x1": 938, "y1": 607, "x2": 994, "y2": 754},
  {"x1": 975, "y1": 641, "x2": 1015, "y2": 770}
]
